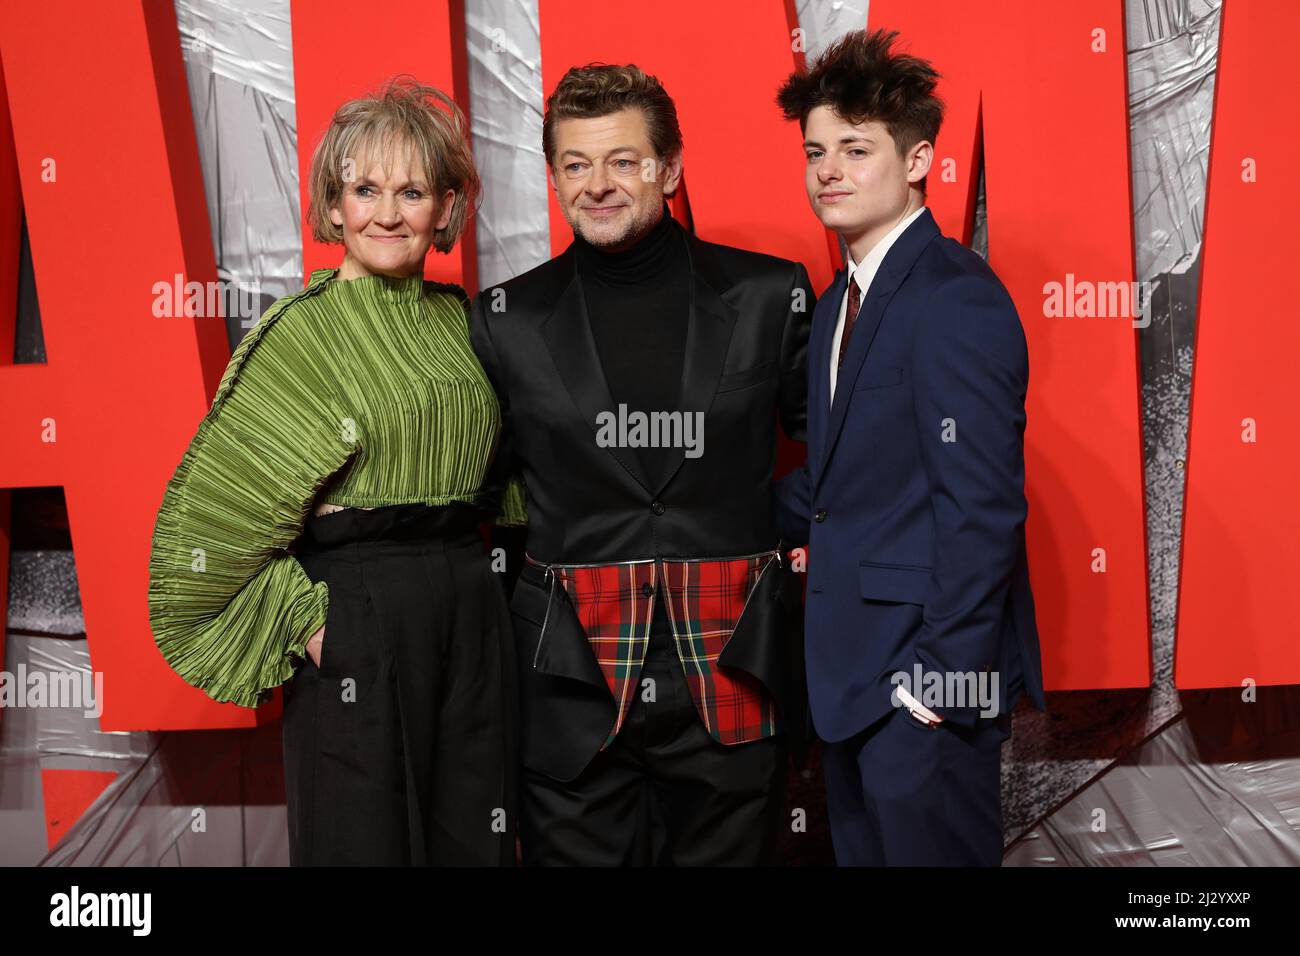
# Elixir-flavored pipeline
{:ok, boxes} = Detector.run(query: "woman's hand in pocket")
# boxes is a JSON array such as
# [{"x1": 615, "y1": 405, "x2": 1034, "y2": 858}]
[{"x1": 305, "y1": 623, "x2": 325, "y2": 668}]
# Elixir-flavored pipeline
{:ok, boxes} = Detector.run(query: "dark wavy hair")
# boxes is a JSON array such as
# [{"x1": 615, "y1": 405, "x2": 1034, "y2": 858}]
[
  {"x1": 777, "y1": 29, "x2": 944, "y2": 191},
  {"x1": 542, "y1": 63, "x2": 683, "y2": 167}
]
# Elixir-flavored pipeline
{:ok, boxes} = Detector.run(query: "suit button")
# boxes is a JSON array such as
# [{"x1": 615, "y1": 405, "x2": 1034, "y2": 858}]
[
  {"x1": 814, "y1": 508, "x2": 827, "y2": 523},
  {"x1": 641, "y1": 582, "x2": 655, "y2": 598},
  {"x1": 650, "y1": 500, "x2": 666, "y2": 516}
]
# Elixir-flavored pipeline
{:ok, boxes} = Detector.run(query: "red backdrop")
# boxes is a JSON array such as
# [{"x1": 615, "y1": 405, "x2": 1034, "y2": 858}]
[{"x1": 0, "y1": 0, "x2": 1294, "y2": 734}]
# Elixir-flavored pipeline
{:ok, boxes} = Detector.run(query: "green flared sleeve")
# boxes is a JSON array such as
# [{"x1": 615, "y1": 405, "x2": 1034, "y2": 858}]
[{"x1": 148, "y1": 289, "x2": 357, "y2": 708}]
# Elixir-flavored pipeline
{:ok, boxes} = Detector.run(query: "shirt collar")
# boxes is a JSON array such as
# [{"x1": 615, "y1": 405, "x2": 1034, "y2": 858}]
[{"x1": 846, "y1": 205, "x2": 928, "y2": 291}]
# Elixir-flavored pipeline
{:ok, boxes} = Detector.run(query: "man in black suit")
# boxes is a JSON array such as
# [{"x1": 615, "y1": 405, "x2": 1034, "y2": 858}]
[{"x1": 469, "y1": 63, "x2": 813, "y2": 865}]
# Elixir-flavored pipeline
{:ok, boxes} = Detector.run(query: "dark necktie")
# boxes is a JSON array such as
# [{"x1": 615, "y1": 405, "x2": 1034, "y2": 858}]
[{"x1": 837, "y1": 273, "x2": 862, "y2": 370}]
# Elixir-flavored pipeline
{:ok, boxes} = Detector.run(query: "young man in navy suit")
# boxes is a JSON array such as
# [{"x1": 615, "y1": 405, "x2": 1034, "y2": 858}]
[{"x1": 773, "y1": 29, "x2": 1046, "y2": 866}]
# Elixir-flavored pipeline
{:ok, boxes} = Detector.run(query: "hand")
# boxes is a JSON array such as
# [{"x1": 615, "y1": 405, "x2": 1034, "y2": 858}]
[
  {"x1": 908, "y1": 707, "x2": 944, "y2": 727},
  {"x1": 304, "y1": 624, "x2": 325, "y2": 668},
  {"x1": 896, "y1": 682, "x2": 945, "y2": 725}
]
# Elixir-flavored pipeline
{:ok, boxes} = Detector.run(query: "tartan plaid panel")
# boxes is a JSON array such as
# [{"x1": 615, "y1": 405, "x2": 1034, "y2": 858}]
[
  {"x1": 555, "y1": 563, "x2": 657, "y2": 748},
  {"x1": 660, "y1": 555, "x2": 780, "y2": 745}
]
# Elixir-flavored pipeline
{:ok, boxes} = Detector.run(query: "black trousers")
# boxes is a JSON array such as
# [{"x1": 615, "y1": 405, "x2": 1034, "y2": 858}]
[
  {"x1": 520, "y1": 597, "x2": 788, "y2": 866},
  {"x1": 282, "y1": 502, "x2": 516, "y2": 866}
]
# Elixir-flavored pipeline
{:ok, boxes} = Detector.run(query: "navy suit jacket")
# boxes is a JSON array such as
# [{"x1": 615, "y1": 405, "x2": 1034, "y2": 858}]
[{"x1": 774, "y1": 207, "x2": 1045, "y2": 741}]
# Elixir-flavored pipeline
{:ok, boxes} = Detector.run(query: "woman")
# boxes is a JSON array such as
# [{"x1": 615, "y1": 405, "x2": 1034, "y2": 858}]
[{"x1": 147, "y1": 76, "x2": 525, "y2": 865}]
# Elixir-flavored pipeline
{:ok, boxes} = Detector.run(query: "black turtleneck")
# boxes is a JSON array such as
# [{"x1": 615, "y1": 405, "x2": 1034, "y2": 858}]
[{"x1": 574, "y1": 204, "x2": 691, "y2": 492}]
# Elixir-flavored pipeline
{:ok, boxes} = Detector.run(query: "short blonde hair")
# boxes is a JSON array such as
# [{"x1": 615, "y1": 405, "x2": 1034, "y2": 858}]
[{"x1": 306, "y1": 74, "x2": 480, "y2": 254}]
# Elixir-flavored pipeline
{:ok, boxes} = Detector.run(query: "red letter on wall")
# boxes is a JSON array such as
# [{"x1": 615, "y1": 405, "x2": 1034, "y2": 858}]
[
  {"x1": 869, "y1": 0, "x2": 1151, "y2": 690},
  {"x1": 0, "y1": 0, "x2": 245, "y2": 729},
  {"x1": 1177, "y1": 0, "x2": 1300, "y2": 688}
]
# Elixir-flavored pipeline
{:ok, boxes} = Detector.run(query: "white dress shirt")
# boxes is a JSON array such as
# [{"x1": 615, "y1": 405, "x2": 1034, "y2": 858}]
[
  {"x1": 828, "y1": 206, "x2": 927, "y2": 403},
  {"x1": 828, "y1": 207, "x2": 941, "y2": 726}
]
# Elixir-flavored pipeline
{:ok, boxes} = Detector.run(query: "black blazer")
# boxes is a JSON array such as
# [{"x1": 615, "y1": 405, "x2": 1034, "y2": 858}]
[{"x1": 469, "y1": 218, "x2": 814, "y2": 780}]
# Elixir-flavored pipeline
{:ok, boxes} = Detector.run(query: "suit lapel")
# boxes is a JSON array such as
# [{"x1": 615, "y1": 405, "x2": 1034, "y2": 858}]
[
  {"x1": 653, "y1": 229, "x2": 738, "y2": 496},
  {"x1": 539, "y1": 248, "x2": 653, "y2": 492},
  {"x1": 808, "y1": 269, "x2": 845, "y2": 487},
  {"x1": 817, "y1": 208, "x2": 941, "y2": 486}
]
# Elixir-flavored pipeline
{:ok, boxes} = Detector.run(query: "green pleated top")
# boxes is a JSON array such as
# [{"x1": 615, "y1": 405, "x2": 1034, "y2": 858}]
[{"x1": 147, "y1": 266, "x2": 528, "y2": 709}]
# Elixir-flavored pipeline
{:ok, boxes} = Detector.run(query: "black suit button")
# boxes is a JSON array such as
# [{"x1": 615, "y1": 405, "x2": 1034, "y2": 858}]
[
  {"x1": 642, "y1": 582, "x2": 655, "y2": 598},
  {"x1": 814, "y1": 508, "x2": 827, "y2": 523},
  {"x1": 650, "y1": 500, "x2": 666, "y2": 516}
]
